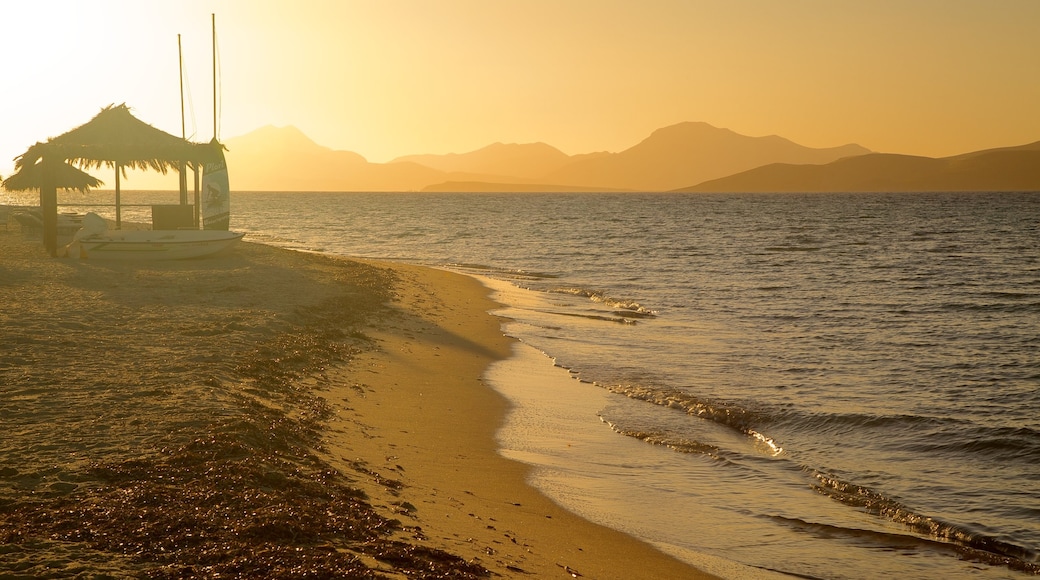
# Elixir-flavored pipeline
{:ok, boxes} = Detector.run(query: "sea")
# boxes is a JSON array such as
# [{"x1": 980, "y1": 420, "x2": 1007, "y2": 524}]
[{"x1": 4, "y1": 189, "x2": 1039, "y2": 579}]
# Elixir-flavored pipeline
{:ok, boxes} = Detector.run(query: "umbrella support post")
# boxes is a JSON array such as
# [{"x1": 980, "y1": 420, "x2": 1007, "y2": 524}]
[
  {"x1": 40, "y1": 157, "x2": 58, "y2": 257},
  {"x1": 115, "y1": 164, "x2": 122, "y2": 229}
]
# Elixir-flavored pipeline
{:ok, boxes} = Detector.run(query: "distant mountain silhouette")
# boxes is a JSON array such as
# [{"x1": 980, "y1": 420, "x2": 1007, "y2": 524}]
[
  {"x1": 392, "y1": 142, "x2": 577, "y2": 180},
  {"x1": 681, "y1": 141, "x2": 1040, "y2": 193},
  {"x1": 230, "y1": 125, "x2": 366, "y2": 166},
  {"x1": 120, "y1": 122, "x2": 1035, "y2": 193},
  {"x1": 215, "y1": 122, "x2": 873, "y2": 191},
  {"x1": 222, "y1": 126, "x2": 449, "y2": 191},
  {"x1": 420, "y1": 181, "x2": 626, "y2": 193},
  {"x1": 541, "y1": 122, "x2": 870, "y2": 191}
]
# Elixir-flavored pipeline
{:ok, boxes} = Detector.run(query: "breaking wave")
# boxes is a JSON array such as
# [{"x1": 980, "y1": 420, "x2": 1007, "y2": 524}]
[{"x1": 603, "y1": 381, "x2": 1040, "y2": 574}]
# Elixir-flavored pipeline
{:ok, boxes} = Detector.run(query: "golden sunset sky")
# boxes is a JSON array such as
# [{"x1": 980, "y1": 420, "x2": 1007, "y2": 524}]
[{"x1": 2, "y1": 0, "x2": 1039, "y2": 178}]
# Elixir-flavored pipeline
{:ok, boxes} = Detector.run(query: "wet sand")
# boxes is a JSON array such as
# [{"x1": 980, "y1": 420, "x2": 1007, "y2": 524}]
[{"x1": 0, "y1": 222, "x2": 712, "y2": 579}]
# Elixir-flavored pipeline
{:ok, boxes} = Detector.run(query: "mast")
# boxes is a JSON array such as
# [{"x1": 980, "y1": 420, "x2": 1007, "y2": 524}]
[
  {"x1": 212, "y1": 13, "x2": 218, "y2": 141},
  {"x1": 178, "y1": 33, "x2": 188, "y2": 205},
  {"x1": 179, "y1": 34, "x2": 186, "y2": 141},
  {"x1": 200, "y1": 12, "x2": 230, "y2": 231}
]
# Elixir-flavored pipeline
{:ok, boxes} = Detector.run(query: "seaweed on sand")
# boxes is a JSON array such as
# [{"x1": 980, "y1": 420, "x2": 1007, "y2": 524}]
[
  {"x1": 0, "y1": 423, "x2": 489, "y2": 578},
  {"x1": 0, "y1": 256, "x2": 489, "y2": 579}
]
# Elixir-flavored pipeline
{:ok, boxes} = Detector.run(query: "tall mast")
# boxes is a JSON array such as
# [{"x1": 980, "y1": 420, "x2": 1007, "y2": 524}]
[
  {"x1": 178, "y1": 33, "x2": 188, "y2": 205},
  {"x1": 179, "y1": 34, "x2": 186, "y2": 140},
  {"x1": 212, "y1": 13, "x2": 218, "y2": 141}
]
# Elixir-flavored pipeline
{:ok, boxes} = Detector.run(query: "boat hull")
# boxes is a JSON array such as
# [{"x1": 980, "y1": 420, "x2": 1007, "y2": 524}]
[{"x1": 77, "y1": 230, "x2": 244, "y2": 260}]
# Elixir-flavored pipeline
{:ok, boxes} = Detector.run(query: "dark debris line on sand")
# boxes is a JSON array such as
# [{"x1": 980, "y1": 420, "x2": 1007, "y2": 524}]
[{"x1": 0, "y1": 240, "x2": 490, "y2": 579}]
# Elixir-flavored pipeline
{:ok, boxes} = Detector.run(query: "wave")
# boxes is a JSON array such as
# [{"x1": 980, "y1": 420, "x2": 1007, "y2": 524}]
[
  {"x1": 604, "y1": 382, "x2": 1040, "y2": 462},
  {"x1": 938, "y1": 301, "x2": 1040, "y2": 314},
  {"x1": 772, "y1": 410, "x2": 959, "y2": 435},
  {"x1": 752, "y1": 408, "x2": 1040, "y2": 465},
  {"x1": 602, "y1": 383, "x2": 1040, "y2": 573},
  {"x1": 762, "y1": 407, "x2": 1039, "y2": 443},
  {"x1": 902, "y1": 424, "x2": 1040, "y2": 463},
  {"x1": 600, "y1": 421, "x2": 723, "y2": 459},
  {"x1": 443, "y1": 262, "x2": 561, "y2": 280},
  {"x1": 549, "y1": 287, "x2": 658, "y2": 317},
  {"x1": 539, "y1": 310, "x2": 640, "y2": 325},
  {"x1": 764, "y1": 246, "x2": 822, "y2": 252},
  {"x1": 809, "y1": 474, "x2": 1040, "y2": 573},
  {"x1": 606, "y1": 384, "x2": 782, "y2": 455},
  {"x1": 979, "y1": 291, "x2": 1038, "y2": 300},
  {"x1": 772, "y1": 515, "x2": 1040, "y2": 575}
]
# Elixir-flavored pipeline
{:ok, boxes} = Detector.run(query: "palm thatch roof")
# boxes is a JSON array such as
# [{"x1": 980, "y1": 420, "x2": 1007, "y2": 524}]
[
  {"x1": 14, "y1": 103, "x2": 219, "y2": 172},
  {"x1": 2, "y1": 159, "x2": 103, "y2": 192}
]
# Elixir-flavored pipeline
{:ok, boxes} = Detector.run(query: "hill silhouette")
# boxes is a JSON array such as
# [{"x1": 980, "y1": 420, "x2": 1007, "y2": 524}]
[
  {"x1": 681, "y1": 141, "x2": 1040, "y2": 193},
  {"x1": 118, "y1": 125, "x2": 446, "y2": 191},
  {"x1": 543, "y1": 122, "x2": 870, "y2": 191},
  {"x1": 392, "y1": 142, "x2": 577, "y2": 180},
  {"x1": 223, "y1": 126, "x2": 445, "y2": 191},
  {"x1": 117, "y1": 122, "x2": 1037, "y2": 192},
  {"x1": 218, "y1": 122, "x2": 871, "y2": 192}
]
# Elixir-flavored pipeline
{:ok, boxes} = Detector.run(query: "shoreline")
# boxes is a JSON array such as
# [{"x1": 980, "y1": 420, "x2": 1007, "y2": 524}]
[
  {"x1": 0, "y1": 226, "x2": 711, "y2": 578},
  {"x1": 320, "y1": 259, "x2": 713, "y2": 578}
]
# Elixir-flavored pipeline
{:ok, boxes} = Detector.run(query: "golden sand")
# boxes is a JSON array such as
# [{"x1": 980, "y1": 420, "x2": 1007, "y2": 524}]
[{"x1": 0, "y1": 223, "x2": 712, "y2": 579}]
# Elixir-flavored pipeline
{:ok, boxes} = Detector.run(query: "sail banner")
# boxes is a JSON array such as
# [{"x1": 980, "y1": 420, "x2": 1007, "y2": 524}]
[{"x1": 201, "y1": 141, "x2": 230, "y2": 230}]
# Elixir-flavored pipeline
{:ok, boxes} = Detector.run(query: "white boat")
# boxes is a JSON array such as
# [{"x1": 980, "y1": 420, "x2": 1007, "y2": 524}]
[
  {"x1": 76, "y1": 229, "x2": 244, "y2": 260},
  {"x1": 68, "y1": 212, "x2": 243, "y2": 260}
]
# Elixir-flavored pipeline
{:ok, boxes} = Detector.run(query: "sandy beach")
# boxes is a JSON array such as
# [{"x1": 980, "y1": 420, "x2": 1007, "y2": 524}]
[{"x1": 0, "y1": 220, "x2": 710, "y2": 579}]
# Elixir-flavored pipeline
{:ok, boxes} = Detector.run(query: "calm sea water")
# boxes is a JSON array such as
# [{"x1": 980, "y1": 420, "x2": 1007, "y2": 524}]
[{"x1": 5, "y1": 189, "x2": 1039, "y2": 578}]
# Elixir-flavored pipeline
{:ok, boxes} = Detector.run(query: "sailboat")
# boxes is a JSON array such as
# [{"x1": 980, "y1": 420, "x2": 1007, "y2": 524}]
[
  {"x1": 71, "y1": 212, "x2": 242, "y2": 260},
  {"x1": 72, "y1": 15, "x2": 242, "y2": 260}
]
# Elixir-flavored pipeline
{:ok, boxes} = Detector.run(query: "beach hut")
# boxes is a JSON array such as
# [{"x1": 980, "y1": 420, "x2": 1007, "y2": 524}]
[{"x1": 12, "y1": 104, "x2": 219, "y2": 256}]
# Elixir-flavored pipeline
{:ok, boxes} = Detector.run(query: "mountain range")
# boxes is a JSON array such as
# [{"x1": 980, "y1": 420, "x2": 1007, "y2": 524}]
[
  {"x1": 157, "y1": 121, "x2": 1037, "y2": 193},
  {"x1": 681, "y1": 141, "x2": 1040, "y2": 193}
]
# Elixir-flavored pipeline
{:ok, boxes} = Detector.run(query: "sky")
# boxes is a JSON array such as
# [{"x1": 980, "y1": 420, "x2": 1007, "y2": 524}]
[{"x1": 2, "y1": 0, "x2": 1039, "y2": 179}]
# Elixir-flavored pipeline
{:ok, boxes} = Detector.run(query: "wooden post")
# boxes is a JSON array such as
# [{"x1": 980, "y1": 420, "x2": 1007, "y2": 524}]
[
  {"x1": 40, "y1": 155, "x2": 58, "y2": 257},
  {"x1": 179, "y1": 163, "x2": 188, "y2": 206},
  {"x1": 193, "y1": 162, "x2": 201, "y2": 228},
  {"x1": 115, "y1": 163, "x2": 122, "y2": 229}
]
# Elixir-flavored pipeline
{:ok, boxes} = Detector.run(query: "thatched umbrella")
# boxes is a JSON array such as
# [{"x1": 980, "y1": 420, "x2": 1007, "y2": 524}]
[
  {"x1": 2, "y1": 160, "x2": 103, "y2": 192},
  {"x1": 14, "y1": 104, "x2": 219, "y2": 256},
  {"x1": 15, "y1": 103, "x2": 208, "y2": 172}
]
